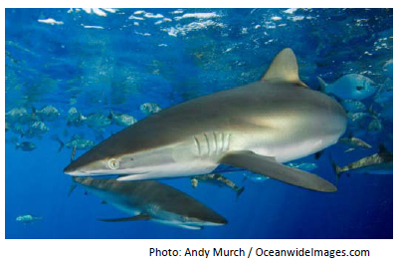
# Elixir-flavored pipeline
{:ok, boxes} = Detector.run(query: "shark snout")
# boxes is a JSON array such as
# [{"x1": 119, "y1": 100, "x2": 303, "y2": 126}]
[{"x1": 64, "y1": 163, "x2": 87, "y2": 176}]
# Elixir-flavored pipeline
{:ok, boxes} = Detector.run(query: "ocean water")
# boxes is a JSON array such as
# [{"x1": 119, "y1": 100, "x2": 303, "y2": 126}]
[{"x1": 5, "y1": 8, "x2": 393, "y2": 239}]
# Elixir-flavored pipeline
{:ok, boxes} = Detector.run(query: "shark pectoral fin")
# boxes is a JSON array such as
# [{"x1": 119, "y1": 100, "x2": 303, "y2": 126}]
[
  {"x1": 98, "y1": 213, "x2": 151, "y2": 222},
  {"x1": 261, "y1": 48, "x2": 308, "y2": 87},
  {"x1": 219, "y1": 151, "x2": 337, "y2": 192}
]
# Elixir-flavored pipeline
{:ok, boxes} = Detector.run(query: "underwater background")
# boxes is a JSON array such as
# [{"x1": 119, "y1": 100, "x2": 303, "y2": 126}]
[{"x1": 5, "y1": 8, "x2": 393, "y2": 239}]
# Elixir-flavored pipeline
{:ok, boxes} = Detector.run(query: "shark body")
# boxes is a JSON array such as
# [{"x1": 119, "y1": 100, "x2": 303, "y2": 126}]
[
  {"x1": 65, "y1": 49, "x2": 347, "y2": 192},
  {"x1": 73, "y1": 177, "x2": 227, "y2": 229}
]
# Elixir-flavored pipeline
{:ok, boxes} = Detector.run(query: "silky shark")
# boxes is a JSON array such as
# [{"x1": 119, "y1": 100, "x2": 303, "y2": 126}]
[
  {"x1": 72, "y1": 177, "x2": 227, "y2": 229},
  {"x1": 64, "y1": 48, "x2": 347, "y2": 192}
]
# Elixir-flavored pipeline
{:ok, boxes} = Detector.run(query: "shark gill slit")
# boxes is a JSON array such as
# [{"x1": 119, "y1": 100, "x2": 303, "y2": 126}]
[
  {"x1": 220, "y1": 133, "x2": 225, "y2": 153},
  {"x1": 193, "y1": 136, "x2": 201, "y2": 157},
  {"x1": 213, "y1": 132, "x2": 218, "y2": 154},
  {"x1": 204, "y1": 133, "x2": 210, "y2": 156},
  {"x1": 226, "y1": 133, "x2": 232, "y2": 152}
]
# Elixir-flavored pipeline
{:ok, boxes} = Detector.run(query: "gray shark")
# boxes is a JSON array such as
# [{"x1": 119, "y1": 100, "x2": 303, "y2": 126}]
[
  {"x1": 64, "y1": 48, "x2": 347, "y2": 192},
  {"x1": 72, "y1": 176, "x2": 227, "y2": 230}
]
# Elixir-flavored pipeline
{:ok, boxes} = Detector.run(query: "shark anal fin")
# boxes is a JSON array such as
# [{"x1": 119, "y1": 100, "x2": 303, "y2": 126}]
[
  {"x1": 261, "y1": 48, "x2": 307, "y2": 87},
  {"x1": 219, "y1": 151, "x2": 337, "y2": 192},
  {"x1": 98, "y1": 213, "x2": 151, "y2": 222}
]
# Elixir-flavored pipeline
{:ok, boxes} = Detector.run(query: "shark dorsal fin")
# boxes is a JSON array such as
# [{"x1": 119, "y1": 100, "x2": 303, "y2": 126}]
[{"x1": 261, "y1": 48, "x2": 307, "y2": 87}]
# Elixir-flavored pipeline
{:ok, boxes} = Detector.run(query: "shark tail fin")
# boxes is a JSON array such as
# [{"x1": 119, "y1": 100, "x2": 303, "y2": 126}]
[
  {"x1": 31, "y1": 106, "x2": 37, "y2": 119},
  {"x1": 329, "y1": 153, "x2": 342, "y2": 182},
  {"x1": 51, "y1": 134, "x2": 64, "y2": 152},
  {"x1": 317, "y1": 77, "x2": 328, "y2": 94},
  {"x1": 108, "y1": 110, "x2": 114, "y2": 120},
  {"x1": 236, "y1": 186, "x2": 245, "y2": 199}
]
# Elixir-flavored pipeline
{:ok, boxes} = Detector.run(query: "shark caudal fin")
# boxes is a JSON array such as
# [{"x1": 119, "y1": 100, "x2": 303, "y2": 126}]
[
  {"x1": 236, "y1": 186, "x2": 245, "y2": 199},
  {"x1": 261, "y1": 48, "x2": 308, "y2": 88},
  {"x1": 329, "y1": 153, "x2": 342, "y2": 183},
  {"x1": 51, "y1": 135, "x2": 65, "y2": 152},
  {"x1": 219, "y1": 151, "x2": 337, "y2": 192}
]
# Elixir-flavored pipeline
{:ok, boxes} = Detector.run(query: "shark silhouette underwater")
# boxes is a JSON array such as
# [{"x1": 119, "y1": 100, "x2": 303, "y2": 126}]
[
  {"x1": 64, "y1": 48, "x2": 347, "y2": 192},
  {"x1": 72, "y1": 176, "x2": 227, "y2": 230}
]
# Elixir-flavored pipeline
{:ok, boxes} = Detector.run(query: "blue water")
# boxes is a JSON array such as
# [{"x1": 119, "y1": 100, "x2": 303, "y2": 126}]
[{"x1": 5, "y1": 8, "x2": 393, "y2": 239}]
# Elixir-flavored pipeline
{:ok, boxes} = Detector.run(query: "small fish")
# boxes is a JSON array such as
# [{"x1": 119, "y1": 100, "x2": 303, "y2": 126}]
[
  {"x1": 286, "y1": 162, "x2": 318, "y2": 171},
  {"x1": 341, "y1": 99, "x2": 366, "y2": 113},
  {"x1": 109, "y1": 111, "x2": 136, "y2": 127},
  {"x1": 339, "y1": 136, "x2": 372, "y2": 149},
  {"x1": 34, "y1": 105, "x2": 60, "y2": 121},
  {"x1": 13, "y1": 138, "x2": 36, "y2": 151},
  {"x1": 28, "y1": 121, "x2": 49, "y2": 137},
  {"x1": 383, "y1": 59, "x2": 393, "y2": 78},
  {"x1": 347, "y1": 112, "x2": 372, "y2": 130},
  {"x1": 85, "y1": 113, "x2": 111, "y2": 129},
  {"x1": 67, "y1": 107, "x2": 86, "y2": 127},
  {"x1": 332, "y1": 145, "x2": 393, "y2": 178},
  {"x1": 318, "y1": 74, "x2": 377, "y2": 100},
  {"x1": 10, "y1": 123, "x2": 27, "y2": 136},
  {"x1": 66, "y1": 138, "x2": 95, "y2": 150},
  {"x1": 16, "y1": 214, "x2": 42, "y2": 224},
  {"x1": 52, "y1": 134, "x2": 95, "y2": 152},
  {"x1": 140, "y1": 102, "x2": 162, "y2": 116},
  {"x1": 191, "y1": 173, "x2": 244, "y2": 198},
  {"x1": 367, "y1": 118, "x2": 383, "y2": 134},
  {"x1": 243, "y1": 173, "x2": 269, "y2": 183},
  {"x1": 344, "y1": 148, "x2": 355, "y2": 153},
  {"x1": 5, "y1": 107, "x2": 30, "y2": 123}
]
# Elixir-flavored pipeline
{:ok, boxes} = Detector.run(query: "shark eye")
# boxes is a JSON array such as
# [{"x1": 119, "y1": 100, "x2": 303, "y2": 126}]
[
  {"x1": 108, "y1": 158, "x2": 119, "y2": 169},
  {"x1": 356, "y1": 85, "x2": 364, "y2": 91}
]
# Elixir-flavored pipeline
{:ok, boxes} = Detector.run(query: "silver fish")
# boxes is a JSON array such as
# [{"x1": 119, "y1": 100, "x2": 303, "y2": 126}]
[
  {"x1": 16, "y1": 214, "x2": 42, "y2": 224},
  {"x1": 333, "y1": 145, "x2": 393, "y2": 177},
  {"x1": 318, "y1": 74, "x2": 377, "y2": 100},
  {"x1": 191, "y1": 173, "x2": 244, "y2": 198},
  {"x1": 109, "y1": 111, "x2": 137, "y2": 127},
  {"x1": 140, "y1": 102, "x2": 162, "y2": 116}
]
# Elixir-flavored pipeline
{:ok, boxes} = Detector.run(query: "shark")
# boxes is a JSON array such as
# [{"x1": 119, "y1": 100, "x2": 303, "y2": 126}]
[
  {"x1": 72, "y1": 176, "x2": 227, "y2": 230},
  {"x1": 64, "y1": 48, "x2": 347, "y2": 192}
]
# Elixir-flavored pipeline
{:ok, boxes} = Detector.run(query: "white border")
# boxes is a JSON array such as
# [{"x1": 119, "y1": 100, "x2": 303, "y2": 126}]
[{"x1": 1, "y1": 2, "x2": 397, "y2": 265}]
